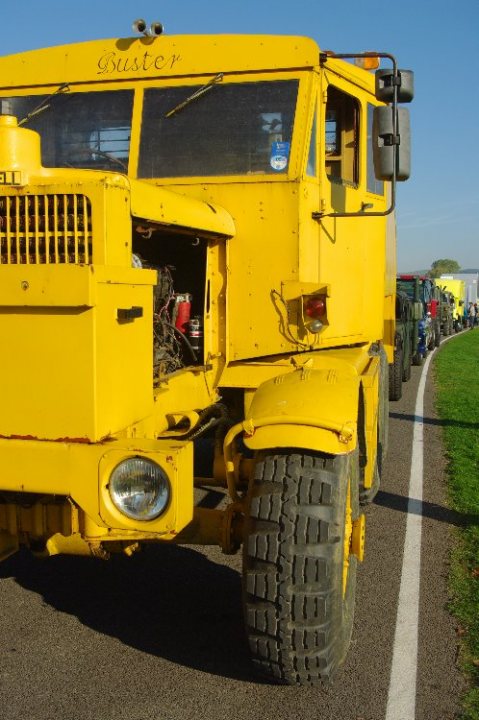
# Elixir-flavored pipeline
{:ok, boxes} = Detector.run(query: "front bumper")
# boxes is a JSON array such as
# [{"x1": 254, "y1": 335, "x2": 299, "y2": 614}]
[{"x1": 0, "y1": 435, "x2": 194, "y2": 557}]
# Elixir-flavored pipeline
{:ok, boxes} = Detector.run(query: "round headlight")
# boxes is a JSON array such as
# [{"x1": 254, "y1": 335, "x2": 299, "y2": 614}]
[{"x1": 108, "y1": 457, "x2": 170, "y2": 521}]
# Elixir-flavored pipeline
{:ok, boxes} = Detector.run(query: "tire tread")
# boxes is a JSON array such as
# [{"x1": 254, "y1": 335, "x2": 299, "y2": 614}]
[{"x1": 243, "y1": 452, "x2": 357, "y2": 686}]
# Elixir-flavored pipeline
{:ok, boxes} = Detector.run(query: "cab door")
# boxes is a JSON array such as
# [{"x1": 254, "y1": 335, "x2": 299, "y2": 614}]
[{"x1": 318, "y1": 75, "x2": 389, "y2": 345}]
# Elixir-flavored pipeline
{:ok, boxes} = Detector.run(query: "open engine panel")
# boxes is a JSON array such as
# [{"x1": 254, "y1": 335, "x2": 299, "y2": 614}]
[{"x1": 132, "y1": 227, "x2": 207, "y2": 380}]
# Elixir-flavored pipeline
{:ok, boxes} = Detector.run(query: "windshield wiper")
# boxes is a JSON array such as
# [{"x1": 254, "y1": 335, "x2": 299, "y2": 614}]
[
  {"x1": 19, "y1": 83, "x2": 70, "y2": 126},
  {"x1": 164, "y1": 73, "x2": 223, "y2": 118}
]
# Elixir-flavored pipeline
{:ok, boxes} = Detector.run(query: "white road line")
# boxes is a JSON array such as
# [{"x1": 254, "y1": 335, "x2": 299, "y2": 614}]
[{"x1": 385, "y1": 347, "x2": 434, "y2": 720}]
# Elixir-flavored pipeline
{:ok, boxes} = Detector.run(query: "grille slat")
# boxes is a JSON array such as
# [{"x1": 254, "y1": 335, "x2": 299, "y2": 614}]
[
  {"x1": 15, "y1": 196, "x2": 21, "y2": 263},
  {"x1": 0, "y1": 193, "x2": 93, "y2": 265}
]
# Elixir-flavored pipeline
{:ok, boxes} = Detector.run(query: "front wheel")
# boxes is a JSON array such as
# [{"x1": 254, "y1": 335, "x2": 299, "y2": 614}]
[{"x1": 243, "y1": 450, "x2": 360, "y2": 686}]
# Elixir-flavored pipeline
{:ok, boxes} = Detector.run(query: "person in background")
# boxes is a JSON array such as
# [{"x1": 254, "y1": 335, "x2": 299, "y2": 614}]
[{"x1": 468, "y1": 302, "x2": 475, "y2": 329}]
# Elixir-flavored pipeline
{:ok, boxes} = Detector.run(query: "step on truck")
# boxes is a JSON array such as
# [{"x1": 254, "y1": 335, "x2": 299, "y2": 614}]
[{"x1": 0, "y1": 24, "x2": 413, "y2": 685}]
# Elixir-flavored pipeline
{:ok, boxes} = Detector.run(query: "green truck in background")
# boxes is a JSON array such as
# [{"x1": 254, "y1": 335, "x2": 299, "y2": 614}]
[
  {"x1": 396, "y1": 275, "x2": 434, "y2": 367},
  {"x1": 389, "y1": 289, "x2": 418, "y2": 400},
  {"x1": 438, "y1": 289, "x2": 454, "y2": 336}
]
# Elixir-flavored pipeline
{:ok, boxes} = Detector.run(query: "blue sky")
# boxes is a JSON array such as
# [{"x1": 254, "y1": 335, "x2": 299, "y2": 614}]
[{"x1": 1, "y1": 0, "x2": 478, "y2": 272}]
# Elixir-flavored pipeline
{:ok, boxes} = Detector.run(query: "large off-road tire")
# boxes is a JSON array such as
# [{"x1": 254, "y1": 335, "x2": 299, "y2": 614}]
[
  {"x1": 359, "y1": 346, "x2": 388, "y2": 505},
  {"x1": 243, "y1": 450, "x2": 359, "y2": 686},
  {"x1": 388, "y1": 348, "x2": 403, "y2": 401},
  {"x1": 434, "y1": 320, "x2": 441, "y2": 347},
  {"x1": 402, "y1": 352, "x2": 412, "y2": 382}
]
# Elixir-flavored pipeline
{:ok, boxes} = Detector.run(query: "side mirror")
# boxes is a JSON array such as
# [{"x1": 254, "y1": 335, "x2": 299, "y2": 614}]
[
  {"x1": 373, "y1": 106, "x2": 411, "y2": 181},
  {"x1": 412, "y1": 301, "x2": 423, "y2": 321},
  {"x1": 375, "y1": 69, "x2": 414, "y2": 103}
]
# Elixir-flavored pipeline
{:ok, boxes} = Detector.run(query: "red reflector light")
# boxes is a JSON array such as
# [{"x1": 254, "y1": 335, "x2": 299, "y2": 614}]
[{"x1": 305, "y1": 296, "x2": 326, "y2": 318}]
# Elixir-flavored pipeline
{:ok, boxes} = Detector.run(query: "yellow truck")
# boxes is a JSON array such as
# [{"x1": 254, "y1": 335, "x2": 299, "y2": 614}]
[
  {"x1": 439, "y1": 277, "x2": 466, "y2": 331},
  {"x1": 0, "y1": 25, "x2": 413, "y2": 685}
]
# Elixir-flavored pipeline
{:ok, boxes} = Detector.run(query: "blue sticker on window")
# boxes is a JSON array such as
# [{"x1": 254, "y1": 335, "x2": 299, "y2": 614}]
[{"x1": 270, "y1": 141, "x2": 290, "y2": 171}]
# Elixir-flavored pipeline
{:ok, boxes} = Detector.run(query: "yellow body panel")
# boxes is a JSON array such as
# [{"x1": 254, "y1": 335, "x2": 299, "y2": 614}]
[
  {"x1": 0, "y1": 264, "x2": 155, "y2": 441},
  {"x1": 128, "y1": 177, "x2": 235, "y2": 238},
  {"x1": 0, "y1": 35, "x2": 320, "y2": 86}
]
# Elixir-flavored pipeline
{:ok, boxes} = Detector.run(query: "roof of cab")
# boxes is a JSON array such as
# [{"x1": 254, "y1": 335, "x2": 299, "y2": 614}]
[{"x1": 0, "y1": 35, "x2": 322, "y2": 89}]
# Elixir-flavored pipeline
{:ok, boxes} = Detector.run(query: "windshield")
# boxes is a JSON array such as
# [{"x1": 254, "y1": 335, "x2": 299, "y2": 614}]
[
  {"x1": 0, "y1": 81, "x2": 298, "y2": 178},
  {"x1": 396, "y1": 280, "x2": 415, "y2": 300},
  {"x1": 138, "y1": 80, "x2": 298, "y2": 178},
  {"x1": 0, "y1": 90, "x2": 133, "y2": 171}
]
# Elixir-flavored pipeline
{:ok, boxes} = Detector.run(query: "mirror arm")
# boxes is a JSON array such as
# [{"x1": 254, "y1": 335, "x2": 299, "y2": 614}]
[{"x1": 312, "y1": 183, "x2": 395, "y2": 220}]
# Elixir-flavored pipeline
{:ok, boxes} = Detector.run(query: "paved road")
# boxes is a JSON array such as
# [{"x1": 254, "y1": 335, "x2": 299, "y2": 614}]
[{"x1": 0, "y1": 351, "x2": 466, "y2": 720}]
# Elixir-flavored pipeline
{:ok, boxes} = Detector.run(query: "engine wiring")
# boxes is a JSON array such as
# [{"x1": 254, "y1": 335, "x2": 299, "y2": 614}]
[{"x1": 153, "y1": 265, "x2": 185, "y2": 380}]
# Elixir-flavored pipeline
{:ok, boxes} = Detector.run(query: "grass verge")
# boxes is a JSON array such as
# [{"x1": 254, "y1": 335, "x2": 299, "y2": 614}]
[{"x1": 435, "y1": 330, "x2": 479, "y2": 719}]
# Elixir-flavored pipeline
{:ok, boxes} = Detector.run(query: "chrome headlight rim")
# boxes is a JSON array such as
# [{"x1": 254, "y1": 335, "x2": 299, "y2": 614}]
[{"x1": 108, "y1": 455, "x2": 171, "y2": 522}]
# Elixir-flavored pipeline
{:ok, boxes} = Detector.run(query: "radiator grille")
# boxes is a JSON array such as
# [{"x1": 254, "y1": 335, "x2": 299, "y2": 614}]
[{"x1": 0, "y1": 194, "x2": 93, "y2": 264}]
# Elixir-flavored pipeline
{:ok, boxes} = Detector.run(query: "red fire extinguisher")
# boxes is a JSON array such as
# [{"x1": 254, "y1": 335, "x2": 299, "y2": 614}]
[{"x1": 174, "y1": 293, "x2": 192, "y2": 334}]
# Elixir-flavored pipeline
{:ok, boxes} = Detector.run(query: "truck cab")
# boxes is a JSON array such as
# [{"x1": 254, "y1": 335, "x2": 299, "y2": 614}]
[{"x1": 439, "y1": 277, "x2": 467, "y2": 331}]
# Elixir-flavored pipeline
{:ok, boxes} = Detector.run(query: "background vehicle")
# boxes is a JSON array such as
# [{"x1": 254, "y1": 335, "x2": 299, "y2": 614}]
[
  {"x1": 0, "y1": 27, "x2": 412, "y2": 685},
  {"x1": 429, "y1": 281, "x2": 442, "y2": 346},
  {"x1": 389, "y1": 289, "x2": 416, "y2": 400},
  {"x1": 439, "y1": 277, "x2": 467, "y2": 331},
  {"x1": 439, "y1": 289, "x2": 454, "y2": 336},
  {"x1": 397, "y1": 275, "x2": 433, "y2": 363},
  {"x1": 441, "y1": 272, "x2": 478, "y2": 306}
]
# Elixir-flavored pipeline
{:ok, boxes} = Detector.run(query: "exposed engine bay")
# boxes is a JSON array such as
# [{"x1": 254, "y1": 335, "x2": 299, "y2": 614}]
[{"x1": 132, "y1": 227, "x2": 207, "y2": 380}]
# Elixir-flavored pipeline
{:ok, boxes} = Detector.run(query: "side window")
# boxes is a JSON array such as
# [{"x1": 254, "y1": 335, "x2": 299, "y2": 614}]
[
  {"x1": 325, "y1": 86, "x2": 359, "y2": 186},
  {"x1": 367, "y1": 104, "x2": 384, "y2": 194},
  {"x1": 306, "y1": 109, "x2": 317, "y2": 177}
]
